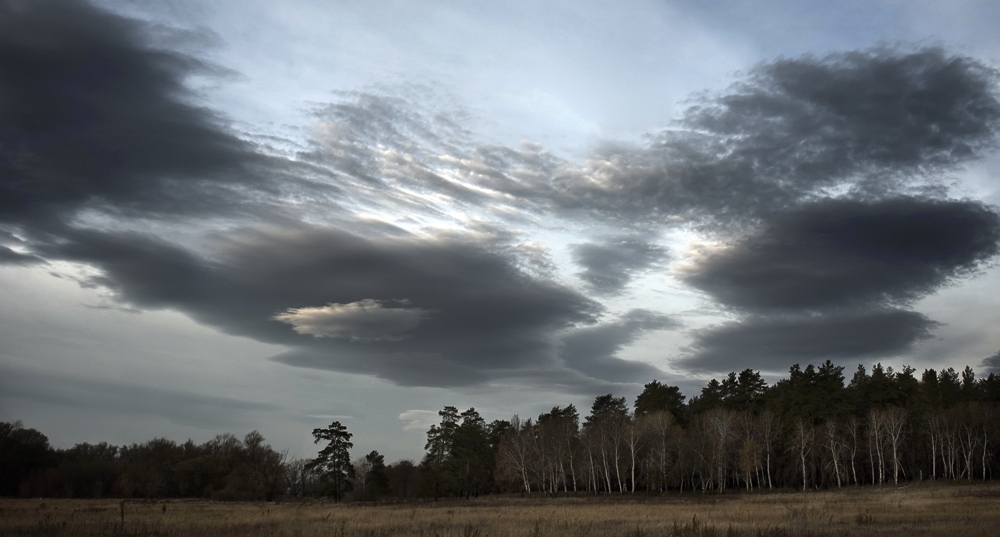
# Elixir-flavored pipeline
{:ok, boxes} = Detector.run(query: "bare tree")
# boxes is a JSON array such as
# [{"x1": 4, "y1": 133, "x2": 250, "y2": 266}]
[
  {"x1": 846, "y1": 417, "x2": 862, "y2": 486},
  {"x1": 792, "y1": 418, "x2": 814, "y2": 491},
  {"x1": 867, "y1": 409, "x2": 886, "y2": 485},
  {"x1": 925, "y1": 413, "x2": 942, "y2": 481},
  {"x1": 240, "y1": 430, "x2": 287, "y2": 501},
  {"x1": 497, "y1": 415, "x2": 533, "y2": 493},
  {"x1": 642, "y1": 411, "x2": 674, "y2": 492},
  {"x1": 623, "y1": 414, "x2": 645, "y2": 493},
  {"x1": 883, "y1": 408, "x2": 907, "y2": 485},
  {"x1": 823, "y1": 421, "x2": 844, "y2": 488},
  {"x1": 703, "y1": 408, "x2": 736, "y2": 491},
  {"x1": 759, "y1": 410, "x2": 777, "y2": 490}
]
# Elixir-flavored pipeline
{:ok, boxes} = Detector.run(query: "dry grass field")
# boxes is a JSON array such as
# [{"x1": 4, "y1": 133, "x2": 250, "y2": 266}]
[{"x1": 2, "y1": 483, "x2": 998, "y2": 536}]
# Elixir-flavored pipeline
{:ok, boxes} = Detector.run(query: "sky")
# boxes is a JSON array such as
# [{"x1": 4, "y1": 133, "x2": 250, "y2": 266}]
[{"x1": 2, "y1": 0, "x2": 1000, "y2": 463}]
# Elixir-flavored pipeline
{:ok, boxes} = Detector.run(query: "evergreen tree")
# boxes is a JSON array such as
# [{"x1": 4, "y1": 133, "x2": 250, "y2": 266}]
[
  {"x1": 421, "y1": 406, "x2": 459, "y2": 498},
  {"x1": 0, "y1": 421, "x2": 52, "y2": 497},
  {"x1": 363, "y1": 450, "x2": 389, "y2": 499},
  {"x1": 634, "y1": 380, "x2": 687, "y2": 423},
  {"x1": 452, "y1": 408, "x2": 494, "y2": 497},
  {"x1": 306, "y1": 421, "x2": 354, "y2": 501}
]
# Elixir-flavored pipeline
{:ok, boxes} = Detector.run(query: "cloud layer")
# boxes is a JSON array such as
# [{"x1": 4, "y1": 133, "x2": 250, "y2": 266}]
[
  {"x1": 3, "y1": 0, "x2": 1000, "y2": 390},
  {"x1": 572, "y1": 237, "x2": 668, "y2": 295},
  {"x1": 0, "y1": 0, "x2": 260, "y2": 224},
  {"x1": 679, "y1": 197, "x2": 1000, "y2": 313},
  {"x1": 36, "y1": 225, "x2": 606, "y2": 387},
  {"x1": 1, "y1": 362, "x2": 278, "y2": 429},
  {"x1": 982, "y1": 350, "x2": 1000, "y2": 374},
  {"x1": 679, "y1": 310, "x2": 939, "y2": 372}
]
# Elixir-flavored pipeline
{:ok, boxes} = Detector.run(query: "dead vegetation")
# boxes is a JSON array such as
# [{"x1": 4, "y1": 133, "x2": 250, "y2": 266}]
[{"x1": 1, "y1": 482, "x2": 997, "y2": 536}]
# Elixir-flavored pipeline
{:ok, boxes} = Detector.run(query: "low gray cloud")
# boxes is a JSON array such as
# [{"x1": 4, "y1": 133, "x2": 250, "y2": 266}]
[
  {"x1": 982, "y1": 350, "x2": 1000, "y2": 374},
  {"x1": 678, "y1": 309, "x2": 939, "y2": 373},
  {"x1": 559, "y1": 309, "x2": 679, "y2": 382},
  {"x1": 0, "y1": 362, "x2": 279, "y2": 430},
  {"x1": 572, "y1": 237, "x2": 667, "y2": 295},
  {"x1": 36, "y1": 224, "x2": 612, "y2": 387},
  {"x1": 680, "y1": 197, "x2": 1000, "y2": 312}
]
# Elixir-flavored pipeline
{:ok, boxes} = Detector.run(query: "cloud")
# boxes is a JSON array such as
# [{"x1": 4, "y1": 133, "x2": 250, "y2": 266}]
[
  {"x1": 559, "y1": 309, "x2": 679, "y2": 382},
  {"x1": 6, "y1": 15, "x2": 1000, "y2": 396},
  {"x1": 517, "y1": 47, "x2": 1000, "y2": 228},
  {"x1": 680, "y1": 47, "x2": 1000, "y2": 178},
  {"x1": 0, "y1": 0, "x2": 269, "y2": 225},
  {"x1": 679, "y1": 197, "x2": 1000, "y2": 312},
  {"x1": 674, "y1": 196, "x2": 999, "y2": 373},
  {"x1": 0, "y1": 245, "x2": 44, "y2": 266},
  {"x1": 398, "y1": 410, "x2": 439, "y2": 432},
  {"x1": 571, "y1": 237, "x2": 668, "y2": 295},
  {"x1": 677, "y1": 309, "x2": 939, "y2": 373},
  {"x1": 982, "y1": 350, "x2": 1000, "y2": 374},
  {"x1": 301, "y1": 93, "x2": 502, "y2": 220},
  {"x1": 274, "y1": 299, "x2": 434, "y2": 342},
  {"x1": 664, "y1": 47, "x2": 1000, "y2": 220},
  {"x1": 0, "y1": 0, "x2": 341, "y2": 236},
  {"x1": 37, "y1": 224, "x2": 606, "y2": 387},
  {"x1": 0, "y1": 362, "x2": 279, "y2": 430}
]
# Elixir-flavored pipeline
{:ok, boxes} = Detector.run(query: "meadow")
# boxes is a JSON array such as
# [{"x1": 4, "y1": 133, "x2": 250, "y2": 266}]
[{"x1": 2, "y1": 482, "x2": 998, "y2": 537}]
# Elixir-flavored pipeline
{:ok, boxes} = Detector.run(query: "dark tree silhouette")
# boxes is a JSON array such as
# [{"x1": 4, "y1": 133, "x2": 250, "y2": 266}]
[{"x1": 306, "y1": 421, "x2": 354, "y2": 501}]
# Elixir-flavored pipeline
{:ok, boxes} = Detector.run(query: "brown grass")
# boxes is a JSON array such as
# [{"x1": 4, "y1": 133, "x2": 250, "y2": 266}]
[{"x1": 2, "y1": 482, "x2": 998, "y2": 536}]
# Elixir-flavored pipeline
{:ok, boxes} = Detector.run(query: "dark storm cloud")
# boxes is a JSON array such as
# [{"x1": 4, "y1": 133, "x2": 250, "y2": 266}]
[
  {"x1": 0, "y1": 362, "x2": 279, "y2": 429},
  {"x1": 982, "y1": 350, "x2": 1000, "y2": 374},
  {"x1": 680, "y1": 197, "x2": 1000, "y2": 312},
  {"x1": 678, "y1": 309, "x2": 938, "y2": 373},
  {"x1": 558, "y1": 309, "x2": 679, "y2": 383},
  {"x1": 38, "y1": 224, "x2": 609, "y2": 387},
  {"x1": 571, "y1": 237, "x2": 667, "y2": 295},
  {"x1": 0, "y1": 0, "x2": 298, "y2": 226}
]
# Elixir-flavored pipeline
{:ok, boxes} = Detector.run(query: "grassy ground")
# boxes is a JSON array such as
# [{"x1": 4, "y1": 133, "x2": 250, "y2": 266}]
[{"x1": 2, "y1": 482, "x2": 998, "y2": 536}]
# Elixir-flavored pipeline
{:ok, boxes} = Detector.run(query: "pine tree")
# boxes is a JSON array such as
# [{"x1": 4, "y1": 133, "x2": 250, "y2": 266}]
[{"x1": 306, "y1": 421, "x2": 354, "y2": 501}]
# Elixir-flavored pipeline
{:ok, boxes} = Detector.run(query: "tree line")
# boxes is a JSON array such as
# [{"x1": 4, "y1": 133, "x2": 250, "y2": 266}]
[
  {"x1": 494, "y1": 362, "x2": 1000, "y2": 495},
  {"x1": 2, "y1": 361, "x2": 999, "y2": 500}
]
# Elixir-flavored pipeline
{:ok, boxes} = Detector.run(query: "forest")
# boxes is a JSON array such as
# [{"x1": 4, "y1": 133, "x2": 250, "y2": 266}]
[{"x1": 3, "y1": 360, "x2": 999, "y2": 501}]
